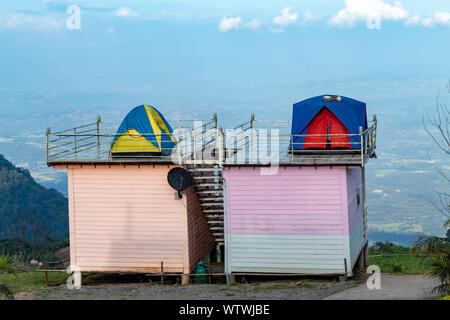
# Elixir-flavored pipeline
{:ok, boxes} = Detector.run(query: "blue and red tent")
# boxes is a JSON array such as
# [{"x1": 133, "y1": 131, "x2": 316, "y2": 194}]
[{"x1": 290, "y1": 95, "x2": 367, "y2": 151}]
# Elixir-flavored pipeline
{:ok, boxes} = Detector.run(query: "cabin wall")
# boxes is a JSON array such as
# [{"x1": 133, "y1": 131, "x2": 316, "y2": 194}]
[
  {"x1": 346, "y1": 168, "x2": 365, "y2": 268},
  {"x1": 64, "y1": 164, "x2": 205, "y2": 273},
  {"x1": 224, "y1": 166, "x2": 351, "y2": 275},
  {"x1": 185, "y1": 185, "x2": 215, "y2": 271}
]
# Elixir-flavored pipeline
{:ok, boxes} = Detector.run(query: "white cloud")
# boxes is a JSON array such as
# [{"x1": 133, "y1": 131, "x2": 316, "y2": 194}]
[
  {"x1": 115, "y1": 7, "x2": 138, "y2": 17},
  {"x1": 433, "y1": 12, "x2": 450, "y2": 25},
  {"x1": 0, "y1": 137, "x2": 13, "y2": 143},
  {"x1": 244, "y1": 19, "x2": 262, "y2": 30},
  {"x1": 372, "y1": 189, "x2": 384, "y2": 193},
  {"x1": 303, "y1": 10, "x2": 321, "y2": 24},
  {"x1": 329, "y1": 0, "x2": 409, "y2": 28},
  {"x1": 405, "y1": 12, "x2": 450, "y2": 27},
  {"x1": 421, "y1": 17, "x2": 434, "y2": 27},
  {"x1": 16, "y1": 162, "x2": 29, "y2": 168},
  {"x1": 0, "y1": 7, "x2": 61, "y2": 30},
  {"x1": 405, "y1": 14, "x2": 421, "y2": 26},
  {"x1": 423, "y1": 12, "x2": 450, "y2": 27},
  {"x1": 219, "y1": 16, "x2": 241, "y2": 32},
  {"x1": 273, "y1": 7, "x2": 298, "y2": 26}
]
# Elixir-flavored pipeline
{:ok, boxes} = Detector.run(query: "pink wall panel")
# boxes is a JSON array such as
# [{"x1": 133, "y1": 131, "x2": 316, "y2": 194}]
[
  {"x1": 224, "y1": 166, "x2": 349, "y2": 235},
  {"x1": 66, "y1": 164, "x2": 195, "y2": 273}
]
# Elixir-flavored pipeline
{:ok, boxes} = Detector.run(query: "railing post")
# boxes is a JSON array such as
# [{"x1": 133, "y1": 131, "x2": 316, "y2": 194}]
[
  {"x1": 373, "y1": 114, "x2": 377, "y2": 152},
  {"x1": 46, "y1": 128, "x2": 50, "y2": 163},
  {"x1": 250, "y1": 114, "x2": 255, "y2": 129},
  {"x1": 97, "y1": 116, "x2": 101, "y2": 159},
  {"x1": 193, "y1": 128, "x2": 197, "y2": 162},
  {"x1": 44, "y1": 262, "x2": 49, "y2": 286},
  {"x1": 359, "y1": 126, "x2": 363, "y2": 167},
  {"x1": 213, "y1": 113, "x2": 218, "y2": 129},
  {"x1": 74, "y1": 128, "x2": 77, "y2": 159},
  {"x1": 218, "y1": 128, "x2": 224, "y2": 167}
]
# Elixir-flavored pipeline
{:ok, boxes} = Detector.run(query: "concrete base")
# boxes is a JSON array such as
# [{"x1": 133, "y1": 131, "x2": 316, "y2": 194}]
[
  {"x1": 363, "y1": 241, "x2": 369, "y2": 269},
  {"x1": 338, "y1": 275, "x2": 348, "y2": 282},
  {"x1": 227, "y1": 274, "x2": 235, "y2": 285},
  {"x1": 181, "y1": 274, "x2": 190, "y2": 285}
]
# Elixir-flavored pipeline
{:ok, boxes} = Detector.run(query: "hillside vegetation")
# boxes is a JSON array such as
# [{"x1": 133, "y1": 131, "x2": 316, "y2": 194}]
[{"x1": 0, "y1": 154, "x2": 68, "y2": 240}]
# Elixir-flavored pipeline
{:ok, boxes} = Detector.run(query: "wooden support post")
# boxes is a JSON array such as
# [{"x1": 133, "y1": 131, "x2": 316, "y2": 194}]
[
  {"x1": 181, "y1": 274, "x2": 190, "y2": 285},
  {"x1": 44, "y1": 262, "x2": 49, "y2": 286},
  {"x1": 228, "y1": 274, "x2": 235, "y2": 285},
  {"x1": 160, "y1": 261, "x2": 164, "y2": 285},
  {"x1": 363, "y1": 242, "x2": 369, "y2": 269},
  {"x1": 355, "y1": 248, "x2": 365, "y2": 275}
]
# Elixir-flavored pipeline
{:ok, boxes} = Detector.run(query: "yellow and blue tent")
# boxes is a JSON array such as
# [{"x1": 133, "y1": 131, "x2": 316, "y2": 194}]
[{"x1": 111, "y1": 105, "x2": 176, "y2": 156}]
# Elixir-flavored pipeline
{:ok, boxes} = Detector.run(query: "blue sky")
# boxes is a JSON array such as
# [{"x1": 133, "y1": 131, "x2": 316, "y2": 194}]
[
  {"x1": 0, "y1": 1, "x2": 449, "y2": 236},
  {"x1": 1, "y1": 0, "x2": 449, "y2": 98}
]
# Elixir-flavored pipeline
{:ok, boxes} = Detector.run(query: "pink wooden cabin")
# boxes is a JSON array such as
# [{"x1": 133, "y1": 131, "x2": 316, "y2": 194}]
[
  {"x1": 223, "y1": 95, "x2": 376, "y2": 279},
  {"x1": 52, "y1": 163, "x2": 214, "y2": 283},
  {"x1": 46, "y1": 113, "x2": 221, "y2": 284},
  {"x1": 224, "y1": 166, "x2": 367, "y2": 277}
]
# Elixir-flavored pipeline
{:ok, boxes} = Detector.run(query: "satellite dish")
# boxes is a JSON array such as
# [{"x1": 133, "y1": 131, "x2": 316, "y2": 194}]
[{"x1": 167, "y1": 167, "x2": 193, "y2": 198}]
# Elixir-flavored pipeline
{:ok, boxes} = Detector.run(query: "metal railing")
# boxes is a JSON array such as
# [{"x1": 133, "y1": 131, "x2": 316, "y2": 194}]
[
  {"x1": 222, "y1": 114, "x2": 377, "y2": 166},
  {"x1": 46, "y1": 114, "x2": 218, "y2": 164},
  {"x1": 46, "y1": 113, "x2": 377, "y2": 167}
]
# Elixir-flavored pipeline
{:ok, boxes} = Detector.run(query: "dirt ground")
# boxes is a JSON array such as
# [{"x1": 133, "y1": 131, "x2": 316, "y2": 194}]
[
  {"x1": 17, "y1": 278, "x2": 359, "y2": 300},
  {"x1": 16, "y1": 273, "x2": 439, "y2": 300},
  {"x1": 324, "y1": 274, "x2": 440, "y2": 300}
]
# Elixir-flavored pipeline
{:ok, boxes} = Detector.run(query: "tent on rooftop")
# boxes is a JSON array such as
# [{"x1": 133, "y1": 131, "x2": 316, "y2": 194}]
[
  {"x1": 111, "y1": 105, "x2": 176, "y2": 157},
  {"x1": 290, "y1": 95, "x2": 367, "y2": 151}
]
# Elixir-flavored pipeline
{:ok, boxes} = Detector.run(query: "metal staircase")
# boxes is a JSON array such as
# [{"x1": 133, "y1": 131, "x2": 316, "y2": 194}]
[
  {"x1": 182, "y1": 115, "x2": 254, "y2": 247},
  {"x1": 186, "y1": 164, "x2": 224, "y2": 246}
]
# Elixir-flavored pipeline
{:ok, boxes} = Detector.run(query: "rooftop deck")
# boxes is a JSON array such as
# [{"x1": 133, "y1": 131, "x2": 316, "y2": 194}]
[{"x1": 46, "y1": 114, "x2": 377, "y2": 167}]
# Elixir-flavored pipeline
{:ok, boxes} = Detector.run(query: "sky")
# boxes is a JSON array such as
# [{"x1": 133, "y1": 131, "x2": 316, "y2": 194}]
[{"x1": 0, "y1": 0, "x2": 449, "y2": 237}]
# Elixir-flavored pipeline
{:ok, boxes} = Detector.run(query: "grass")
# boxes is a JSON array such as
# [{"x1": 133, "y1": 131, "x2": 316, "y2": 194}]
[
  {"x1": 369, "y1": 256, "x2": 424, "y2": 274},
  {"x1": 0, "y1": 272, "x2": 69, "y2": 294},
  {"x1": 252, "y1": 281, "x2": 315, "y2": 291}
]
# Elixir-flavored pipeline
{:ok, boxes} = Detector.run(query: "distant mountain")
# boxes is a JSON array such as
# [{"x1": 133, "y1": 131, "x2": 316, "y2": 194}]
[{"x1": 0, "y1": 154, "x2": 68, "y2": 240}]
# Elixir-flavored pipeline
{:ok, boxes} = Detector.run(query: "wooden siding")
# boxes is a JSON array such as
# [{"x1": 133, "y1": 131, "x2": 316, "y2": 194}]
[
  {"x1": 62, "y1": 164, "x2": 211, "y2": 273},
  {"x1": 346, "y1": 168, "x2": 365, "y2": 268},
  {"x1": 227, "y1": 234, "x2": 347, "y2": 274},
  {"x1": 349, "y1": 214, "x2": 365, "y2": 269},
  {"x1": 346, "y1": 168, "x2": 363, "y2": 234},
  {"x1": 224, "y1": 166, "x2": 351, "y2": 275},
  {"x1": 224, "y1": 166, "x2": 349, "y2": 235}
]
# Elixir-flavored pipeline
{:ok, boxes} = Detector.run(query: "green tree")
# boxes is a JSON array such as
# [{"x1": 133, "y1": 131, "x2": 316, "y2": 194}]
[
  {"x1": 418, "y1": 80, "x2": 450, "y2": 295},
  {"x1": 0, "y1": 255, "x2": 19, "y2": 300}
]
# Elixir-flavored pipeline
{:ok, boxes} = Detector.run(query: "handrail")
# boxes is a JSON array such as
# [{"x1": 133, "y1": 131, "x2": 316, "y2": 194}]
[
  {"x1": 41, "y1": 258, "x2": 70, "y2": 286},
  {"x1": 46, "y1": 114, "x2": 376, "y2": 166}
]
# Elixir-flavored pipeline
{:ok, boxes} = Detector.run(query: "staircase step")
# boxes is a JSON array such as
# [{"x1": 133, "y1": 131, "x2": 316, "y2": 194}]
[
  {"x1": 195, "y1": 183, "x2": 222, "y2": 187},
  {"x1": 186, "y1": 163, "x2": 226, "y2": 244},
  {"x1": 200, "y1": 197, "x2": 224, "y2": 201},
  {"x1": 197, "y1": 190, "x2": 223, "y2": 194},
  {"x1": 190, "y1": 168, "x2": 223, "y2": 172},
  {"x1": 193, "y1": 176, "x2": 221, "y2": 180},
  {"x1": 201, "y1": 203, "x2": 224, "y2": 207},
  {"x1": 206, "y1": 214, "x2": 224, "y2": 217}
]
